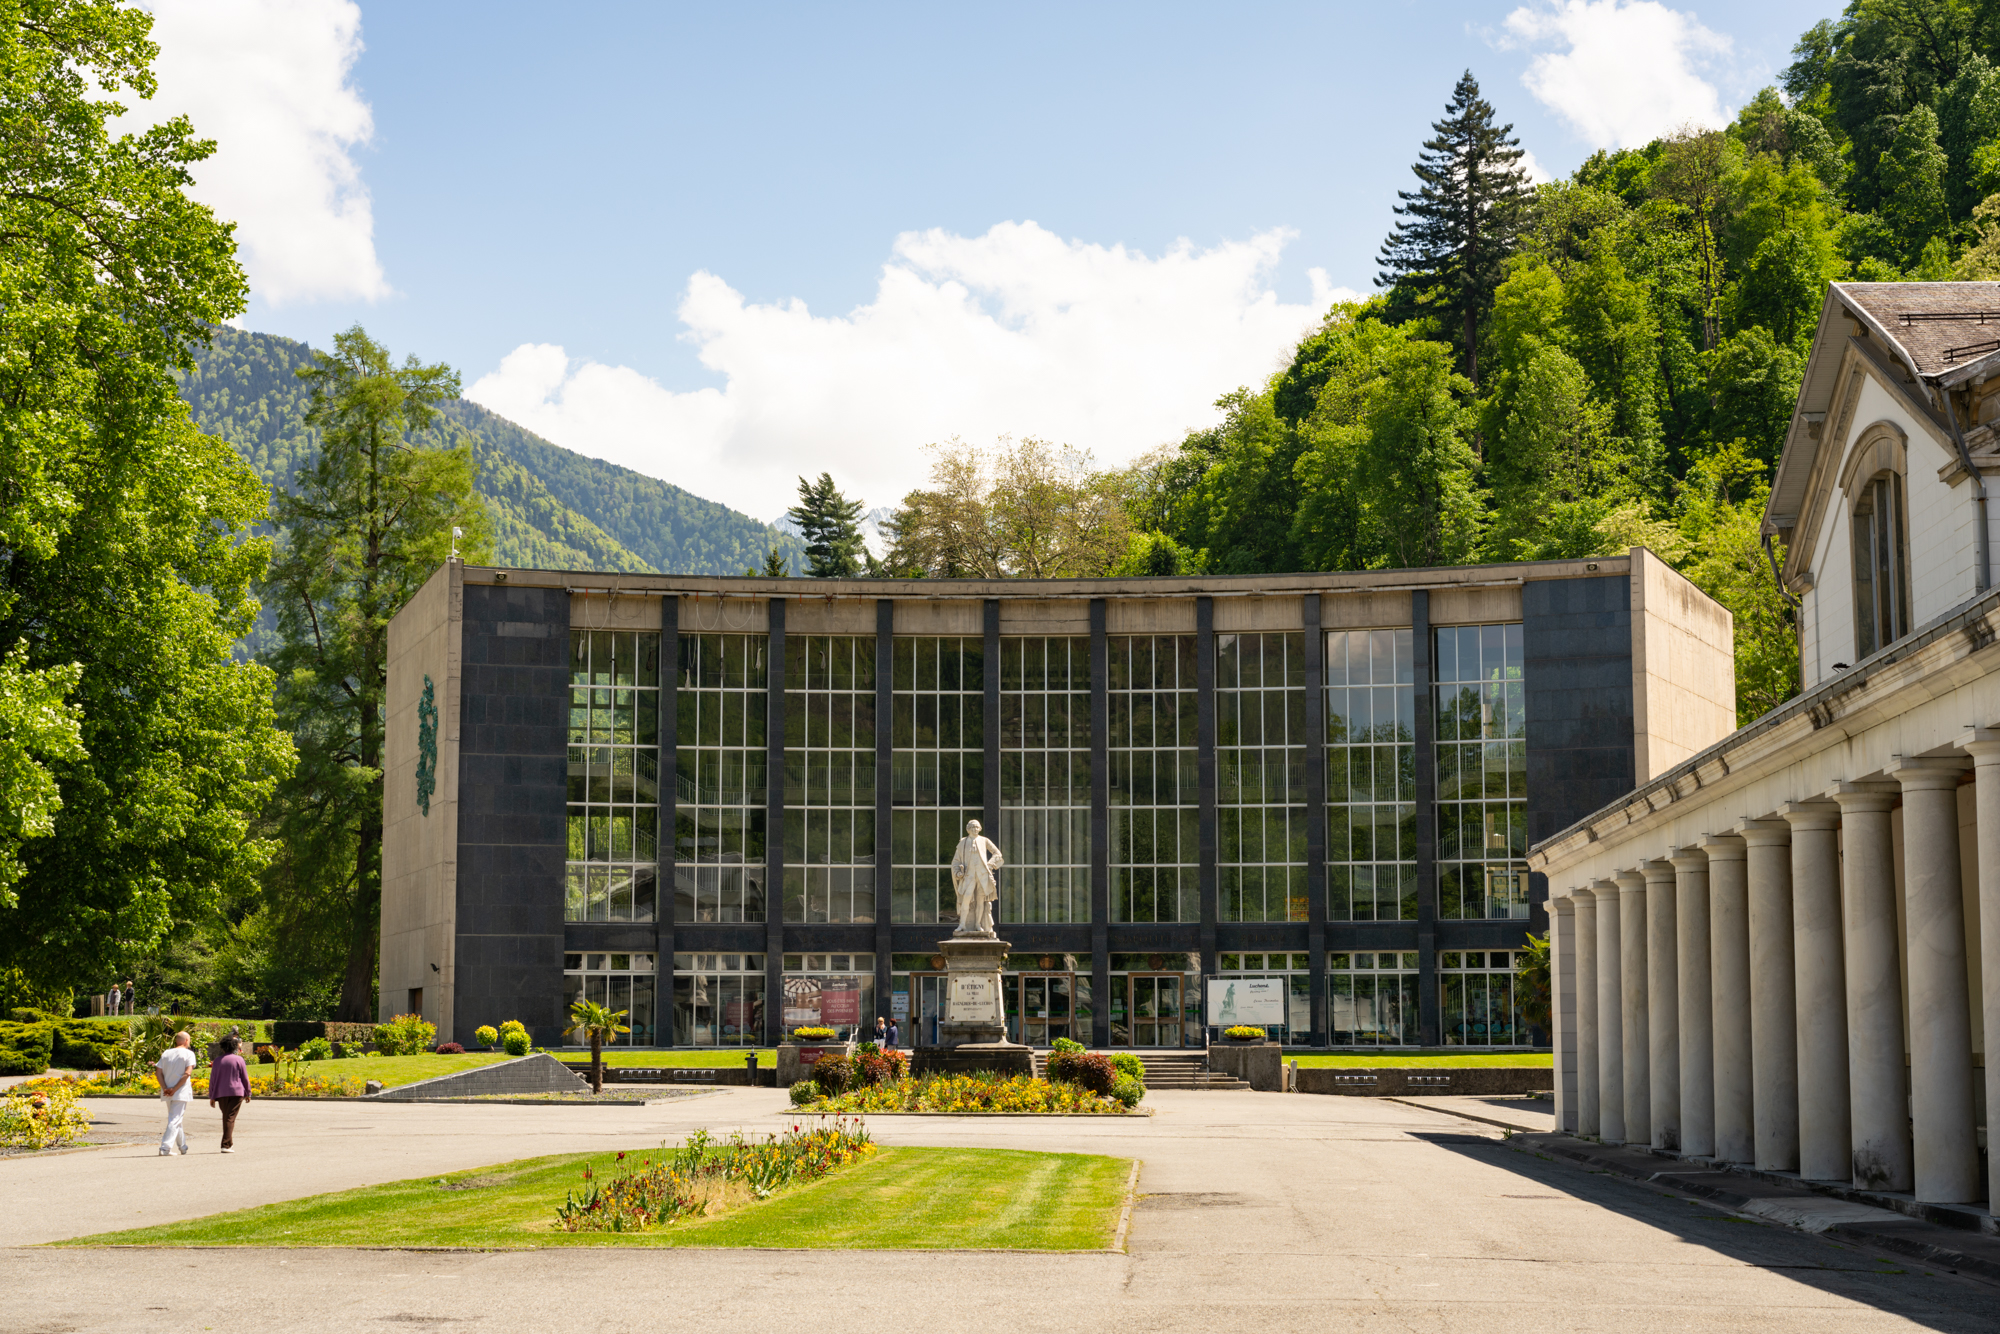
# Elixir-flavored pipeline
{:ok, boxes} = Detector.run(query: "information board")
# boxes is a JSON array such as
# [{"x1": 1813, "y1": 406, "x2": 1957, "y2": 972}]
[{"x1": 1207, "y1": 977, "x2": 1286, "y2": 1026}]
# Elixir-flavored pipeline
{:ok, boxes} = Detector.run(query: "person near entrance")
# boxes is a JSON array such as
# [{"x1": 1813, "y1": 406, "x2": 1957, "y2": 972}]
[
  {"x1": 950, "y1": 819, "x2": 1003, "y2": 937},
  {"x1": 153, "y1": 1031, "x2": 196, "y2": 1156},
  {"x1": 871, "y1": 1016, "x2": 889, "y2": 1046}
]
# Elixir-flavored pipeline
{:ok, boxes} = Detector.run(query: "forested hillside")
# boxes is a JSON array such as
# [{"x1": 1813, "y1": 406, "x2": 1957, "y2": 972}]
[
  {"x1": 1104, "y1": 15, "x2": 2000, "y2": 727},
  {"x1": 177, "y1": 326, "x2": 802, "y2": 576}
]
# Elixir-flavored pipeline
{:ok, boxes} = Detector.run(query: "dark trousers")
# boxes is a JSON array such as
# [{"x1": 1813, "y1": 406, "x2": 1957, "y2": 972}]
[{"x1": 216, "y1": 1096, "x2": 245, "y2": 1148}]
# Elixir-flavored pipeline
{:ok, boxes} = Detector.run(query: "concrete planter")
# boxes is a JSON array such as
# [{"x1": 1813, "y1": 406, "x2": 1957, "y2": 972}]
[
  {"x1": 1206, "y1": 1041, "x2": 1284, "y2": 1091},
  {"x1": 775, "y1": 1041, "x2": 853, "y2": 1087}
]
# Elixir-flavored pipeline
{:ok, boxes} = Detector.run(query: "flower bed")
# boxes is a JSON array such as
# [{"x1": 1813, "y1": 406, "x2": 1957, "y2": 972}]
[
  {"x1": 799, "y1": 1071, "x2": 1130, "y2": 1114},
  {"x1": 556, "y1": 1120, "x2": 873, "y2": 1232},
  {"x1": 18, "y1": 1069, "x2": 366, "y2": 1100},
  {"x1": 1, "y1": 1079, "x2": 91, "y2": 1149}
]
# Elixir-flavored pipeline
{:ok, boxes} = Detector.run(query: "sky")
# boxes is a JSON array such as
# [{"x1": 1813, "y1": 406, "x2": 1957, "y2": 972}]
[{"x1": 133, "y1": 0, "x2": 1835, "y2": 522}]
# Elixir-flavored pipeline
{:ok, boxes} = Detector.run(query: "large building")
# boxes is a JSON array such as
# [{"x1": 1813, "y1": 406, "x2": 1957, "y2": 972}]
[
  {"x1": 1533, "y1": 282, "x2": 2000, "y2": 1211},
  {"x1": 381, "y1": 553, "x2": 1732, "y2": 1051}
]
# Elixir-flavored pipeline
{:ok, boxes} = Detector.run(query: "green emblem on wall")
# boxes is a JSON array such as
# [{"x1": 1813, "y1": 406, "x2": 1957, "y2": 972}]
[{"x1": 416, "y1": 674, "x2": 439, "y2": 816}]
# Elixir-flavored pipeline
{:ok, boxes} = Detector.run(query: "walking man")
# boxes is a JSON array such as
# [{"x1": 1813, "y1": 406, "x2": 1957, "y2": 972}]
[{"x1": 154, "y1": 1031, "x2": 196, "y2": 1156}]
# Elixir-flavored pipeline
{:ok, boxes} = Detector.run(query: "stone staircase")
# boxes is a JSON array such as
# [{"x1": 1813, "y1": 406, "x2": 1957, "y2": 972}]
[{"x1": 1029, "y1": 1048, "x2": 1249, "y2": 1090}]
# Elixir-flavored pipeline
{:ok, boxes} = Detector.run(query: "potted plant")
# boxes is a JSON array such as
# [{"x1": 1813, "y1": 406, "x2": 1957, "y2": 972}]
[{"x1": 1223, "y1": 1025, "x2": 1266, "y2": 1044}]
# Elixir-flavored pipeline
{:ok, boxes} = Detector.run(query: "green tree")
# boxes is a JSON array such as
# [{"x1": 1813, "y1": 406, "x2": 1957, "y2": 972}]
[
  {"x1": 1353, "y1": 340, "x2": 1485, "y2": 567},
  {"x1": 0, "y1": 0, "x2": 292, "y2": 995},
  {"x1": 261, "y1": 326, "x2": 489, "y2": 1021},
  {"x1": 564, "y1": 997, "x2": 628, "y2": 1094},
  {"x1": 1376, "y1": 70, "x2": 1534, "y2": 386},
  {"x1": 1878, "y1": 103, "x2": 1951, "y2": 262},
  {"x1": 786, "y1": 473, "x2": 868, "y2": 577}
]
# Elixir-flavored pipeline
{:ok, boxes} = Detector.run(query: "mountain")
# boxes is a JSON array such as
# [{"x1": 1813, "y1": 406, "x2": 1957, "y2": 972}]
[{"x1": 176, "y1": 325, "x2": 803, "y2": 575}]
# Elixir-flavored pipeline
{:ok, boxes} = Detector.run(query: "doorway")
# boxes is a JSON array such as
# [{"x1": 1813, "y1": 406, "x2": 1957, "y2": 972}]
[
  {"x1": 1126, "y1": 974, "x2": 1188, "y2": 1047},
  {"x1": 1008, "y1": 973, "x2": 1074, "y2": 1046}
]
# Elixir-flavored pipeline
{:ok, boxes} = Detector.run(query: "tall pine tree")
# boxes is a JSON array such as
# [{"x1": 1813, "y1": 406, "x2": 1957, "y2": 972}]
[
  {"x1": 787, "y1": 473, "x2": 868, "y2": 577},
  {"x1": 1376, "y1": 71, "x2": 1533, "y2": 388}
]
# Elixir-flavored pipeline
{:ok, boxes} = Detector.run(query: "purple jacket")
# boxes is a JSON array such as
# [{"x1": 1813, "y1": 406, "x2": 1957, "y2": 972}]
[{"x1": 208, "y1": 1053, "x2": 251, "y2": 1098}]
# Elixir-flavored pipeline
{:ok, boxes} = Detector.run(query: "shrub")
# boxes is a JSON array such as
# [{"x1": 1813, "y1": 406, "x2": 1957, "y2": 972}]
[
  {"x1": 1050, "y1": 1036, "x2": 1085, "y2": 1054},
  {"x1": 436, "y1": 1042, "x2": 465, "y2": 1054},
  {"x1": 1223, "y1": 1025, "x2": 1264, "y2": 1040},
  {"x1": 1045, "y1": 1050, "x2": 1116, "y2": 1096},
  {"x1": 1110, "y1": 1074, "x2": 1144, "y2": 1109},
  {"x1": 791, "y1": 1026, "x2": 836, "y2": 1041},
  {"x1": 51, "y1": 1022, "x2": 119, "y2": 1070},
  {"x1": 299, "y1": 1037, "x2": 333, "y2": 1061},
  {"x1": 502, "y1": 1030, "x2": 531, "y2": 1056},
  {"x1": 1108, "y1": 1051, "x2": 1146, "y2": 1086},
  {"x1": 853, "y1": 1046, "x2": 907, "y2": 1087},
  {"x1": 474, "y1": 1025, "x2": 499, "y2": 1050},
  {"x1": 810, "y1": 1053, "x2": 855, "y2": 1096},
  {"x1": 374, "y1": 1013, "x2": 437, "y2": 1056},
  {"x1": 498, "y1": 1019, "x2": 527, "y2": 1039},
  {"x1": 789, "y1": 1079, "x2": 818, "y2": 1106},
  {"x1": 271, "y1": 1020, "x2": 373, "y2": 1048},
  {"x1": 8, "y1": 1008, "x2": 59, "y2": 1025},
  {"x1": 0, "y1": 1022, "x2": 53, "y2": 1076},
  {"x1": 335, "y1": 1041, "x2": 363, "y2": 1059}
]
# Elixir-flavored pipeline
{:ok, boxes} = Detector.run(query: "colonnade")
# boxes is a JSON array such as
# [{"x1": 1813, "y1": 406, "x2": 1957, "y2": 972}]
[{"x1": 1550, "y1": 741, "x2": 2000, "y2": 1207}]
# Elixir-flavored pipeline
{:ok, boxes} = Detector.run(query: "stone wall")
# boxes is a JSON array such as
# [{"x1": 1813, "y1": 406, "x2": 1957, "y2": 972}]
[
  {"x1": 369, "y1": 1052, "x2": 588, "y2": 1100},
  {"x1": 1295, "y1": 1066, "x2": 1554, "y2": 1097}
]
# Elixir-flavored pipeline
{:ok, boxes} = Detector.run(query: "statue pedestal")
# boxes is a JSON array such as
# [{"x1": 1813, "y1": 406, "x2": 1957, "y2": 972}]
[{"x1": 913, "y1": 934, "x2": 1034, "y2": 1078}]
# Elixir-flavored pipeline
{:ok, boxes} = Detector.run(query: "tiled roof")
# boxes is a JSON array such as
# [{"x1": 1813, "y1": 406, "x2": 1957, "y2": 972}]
[{"x1": 1842, "y1": 281, "x2": 2000, "y2": 377}]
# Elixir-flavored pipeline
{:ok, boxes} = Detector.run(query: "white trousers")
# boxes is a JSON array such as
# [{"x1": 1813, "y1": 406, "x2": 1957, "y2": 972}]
[{"x1": 160, "y1": 1098, "x2": 189, "y2": 1153}]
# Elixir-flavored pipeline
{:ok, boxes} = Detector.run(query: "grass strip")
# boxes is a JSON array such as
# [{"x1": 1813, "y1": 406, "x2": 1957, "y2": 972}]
[{"x1": 55, "y1": 1145, "x2": 1131, "y2": 1251}]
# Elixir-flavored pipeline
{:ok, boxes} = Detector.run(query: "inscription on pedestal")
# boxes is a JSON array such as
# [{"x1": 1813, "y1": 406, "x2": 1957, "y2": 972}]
[{"x1": 948, "y1": 973, "x2": 999, "y2": 1023}]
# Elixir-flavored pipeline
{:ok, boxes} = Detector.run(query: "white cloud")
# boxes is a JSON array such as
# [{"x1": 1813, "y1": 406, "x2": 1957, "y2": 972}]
[
  {"x1": 1502, "y1": 0, "x2": 1732, "y2": 150},
  {"x1": 467, "y1": 222, "x2": 1340, "y2": 520},
  {"x1": 119, "y1": 0, "x2": 386, "y2": 306},
  {"x1": 1516, "y1": 147, "x2": 1554, "y2": 185}
]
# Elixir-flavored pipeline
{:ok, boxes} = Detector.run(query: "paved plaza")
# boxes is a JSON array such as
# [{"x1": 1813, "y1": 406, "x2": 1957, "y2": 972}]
[{"x1": 2, "y1": 1089, "x2": 1995, "y2": 1332}]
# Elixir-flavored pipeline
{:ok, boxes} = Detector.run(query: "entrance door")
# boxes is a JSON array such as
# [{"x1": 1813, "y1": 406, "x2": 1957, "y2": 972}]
[
  {"x1": 1128, "y1": 974, "x2": 1185, "y2": 1047},
  {"x1": 911, "y1": 973, "x2": 946, "y2": 1046},
  {"x1": 1016, "y1": 974, "x2": 1073, "y2": 1047}
]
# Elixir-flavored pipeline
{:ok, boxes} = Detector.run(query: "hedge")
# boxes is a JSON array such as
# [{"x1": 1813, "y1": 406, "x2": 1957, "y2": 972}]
[
  {"x1": 272, "y1": 1020, "x2": 375, "y2": 1048},
  {"x1": 51, "y1": 1023, "x2": 120, "y2": 1070},
  {"x1": 0, "y1": 1022, "x2": 53, "y2": 1076}
]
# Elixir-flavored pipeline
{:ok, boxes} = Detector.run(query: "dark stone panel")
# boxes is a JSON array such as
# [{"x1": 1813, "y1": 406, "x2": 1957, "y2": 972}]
[
  {"x1": 1436, "y1": 920, "x2": 1539, "y2": 951},
  {"x1": 671, "y1": 923, "x2": 770, "y2": 953},
  {"x1": 765, "y1": 599, "x2": 786, "y2": 1043},
  {"x1": 777, "y1": 924, "x2": 877, "y2": 953},
  {"x1": 1214, "y1": 924, "x2": 1311, "y2": 951},
  {"x1": 1105, "y1": 923, "x2": 1204, "y2": 953},
  {"x1": 875, "y1": 600, "x2": 894, "y2": 1012},
  {"x1": 562, "y1": 925, "x2": 658, "y2": 951},
  {"x1": 892, "y1": 925, "x2": 967, "y2": 953},
  {"x1": 1089, "y1": 599, "x2": 1110, "y2": 1047},
  {"x1": 1302, "y1": 593, "x2": 1327, "y2": 1045},
  {"x1": 1413, "y1": 591, "x2": 1439, "y2": 1046},
  {"x1": 1196, "y1": 598, "x2": 1217, "y2": 977},
  {"x1": 1522, "y1": 575, "x2": 1637, "y2": 847},
  {"x1": 990, "y1": 924, "x2": 1093, "y2": 952},
  {"x1": 453, "y1": 585, "x2": 569, "y2": 1046},
  {"x1": 1324, "y1": 923, "x2": 1422, "y2": 951}
]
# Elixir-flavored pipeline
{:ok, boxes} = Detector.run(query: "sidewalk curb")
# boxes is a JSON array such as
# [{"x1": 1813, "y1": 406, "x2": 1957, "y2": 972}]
[{"x1": 1520, "y1": 1134, "x2": 2000, "y2": 1285}]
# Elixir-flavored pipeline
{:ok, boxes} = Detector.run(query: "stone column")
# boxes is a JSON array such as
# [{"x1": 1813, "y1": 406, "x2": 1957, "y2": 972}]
[
  {"x1": 1593, "y1": 878, "x2": 1625, "y2": 1144},
  {"x1": 1669, "y1": 846, "x2": 1714, "y2": 1159},
  {"x1": 1704, "y1": 833, "x2": 1753, "y2": 1164},
  {"x1": 1963, "y1": 732, "x2": 2000, "y2": 1212},
  {"x1": 1551, "y1": 893, "x2": 1579, "y2": 1133},
  {"x1": 1615, "y1": 869, "x2": 1650, "y2": 1148},
  {"x1": 1739, "y1": 818, "x2": 1798, "y2": 1172},
  {"x1": 1830, "y1": 781, "x2": 1910, "y2": 1192},
  {"x1": 1782, "y1": 799, "x2": 1849, "y2": 1182},
  {"x1": 1893, "y1": 758, "x2": 1981, "y2": 1204},
  {"x1": 1574, "y1": 887, "x2": 1600, "y2": 1138},
  {"x1": 1641, "y1": 859, "x2": 1680, "y2": 1152}
]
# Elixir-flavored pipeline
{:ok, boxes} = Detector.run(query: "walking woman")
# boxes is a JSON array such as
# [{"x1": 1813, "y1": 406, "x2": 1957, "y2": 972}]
[{"x1": 207, "y1": 1034, "x2": 252, "y2": 1153}]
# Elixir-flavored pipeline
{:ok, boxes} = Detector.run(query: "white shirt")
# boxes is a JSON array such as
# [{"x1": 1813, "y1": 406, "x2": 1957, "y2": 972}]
[{"x1": 155, "y1": 1047, "x2": 197, "y2": 1102}]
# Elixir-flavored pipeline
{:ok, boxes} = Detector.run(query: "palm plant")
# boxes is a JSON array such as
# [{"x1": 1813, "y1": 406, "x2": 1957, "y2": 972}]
[{"x1": 563, "y1": 999, "x2": 629, "y2": 1094}]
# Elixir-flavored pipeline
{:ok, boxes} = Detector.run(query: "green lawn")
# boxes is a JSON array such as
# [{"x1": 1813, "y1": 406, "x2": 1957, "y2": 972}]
[
  {"x1": 57, "y1": 1146, "x2": 1131, "y2": 1251},
  {"x1": 278, "y1": 1052, "x2": 513, "y2": 1088},
  {"x1": 1281, "y1": 1052, "x2": 1551, "y2": 1068}
]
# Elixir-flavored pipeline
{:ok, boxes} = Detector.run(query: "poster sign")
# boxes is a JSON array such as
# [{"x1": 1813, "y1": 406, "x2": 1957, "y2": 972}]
[
  {"x1": 891, "y1": 991, "x2": 909, "y2": 1019},
  {"x1": 820, "y1": 979, "x2": 861, "y2": 1026},
  {"x1": 1207, "y1": 977, "x2": 1285, "y2": 1026},
  {"x1": 782, "y1": 976, "x2": 822, "y2": 1028},
  {"x1": 947, "y1": 974, "x2": 998, "y2": 1023}
]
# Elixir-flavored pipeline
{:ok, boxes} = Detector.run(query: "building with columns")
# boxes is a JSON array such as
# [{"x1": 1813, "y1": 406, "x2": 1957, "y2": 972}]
[
  {"x1": 1532, "y1": 282, "x2": 2000, "y2": 1214},
  {"x1": 379, "y1": 552, "x2": 1732, "y2": 1054}
]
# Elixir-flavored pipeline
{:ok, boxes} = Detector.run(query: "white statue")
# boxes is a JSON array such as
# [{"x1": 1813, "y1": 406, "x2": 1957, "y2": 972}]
[{"x1": 950, "y1": 819, "x2": 1004, "y2": 937}]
